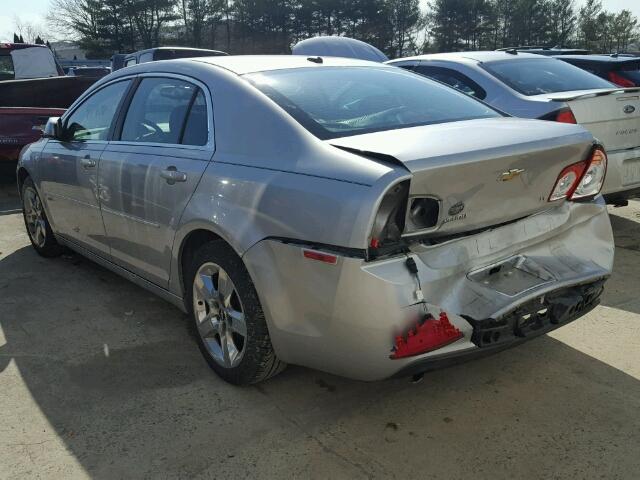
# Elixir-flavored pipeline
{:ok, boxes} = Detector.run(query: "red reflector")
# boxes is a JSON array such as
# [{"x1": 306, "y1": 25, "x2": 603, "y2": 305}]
[
  {"x1": 390, "y1": 312, "x2": 463, "y2": 359},
  {"x1": 303, "y1": 249, "x2": 338, "y2": 265},
  {"x1": 555, "y1": 109, "x2": 577, "y2": 124},
  {"x1": 369, "y1": 238, "x2": 381, "y2": 249},
  {"x1": 608, "y1": 71, "x2": 636, "y2": 87}
]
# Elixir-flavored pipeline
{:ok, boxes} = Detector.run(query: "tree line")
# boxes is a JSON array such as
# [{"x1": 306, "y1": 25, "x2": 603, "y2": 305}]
[{"x1": 44, "y1": 0, "x2": 639, "y2": 59}]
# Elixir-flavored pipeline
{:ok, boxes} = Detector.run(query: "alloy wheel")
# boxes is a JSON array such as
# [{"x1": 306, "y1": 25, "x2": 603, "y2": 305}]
[
  {"x1": 192, "y1": 262, "x2": 247, "y2": 368},
  {"x1": 23, "y1": 186, "x2": 47, "y2": 248}
]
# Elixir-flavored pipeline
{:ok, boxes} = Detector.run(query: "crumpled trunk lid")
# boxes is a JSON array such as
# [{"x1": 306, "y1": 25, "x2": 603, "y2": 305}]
[
  {"x1": 537, "y1": 87, "x2": 640, "y2": 152},
  {"x1": 329, "y1": 117, "x2": 595, "y2": 237}
]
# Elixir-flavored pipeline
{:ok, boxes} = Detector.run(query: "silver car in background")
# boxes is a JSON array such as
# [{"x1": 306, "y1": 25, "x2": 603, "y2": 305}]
[
  {"x1": 386, "y1": 52, "x2": 640, "y2": 205},
  {"x1": 18, "y1": 56, "x2": 613, "y2": 384}
]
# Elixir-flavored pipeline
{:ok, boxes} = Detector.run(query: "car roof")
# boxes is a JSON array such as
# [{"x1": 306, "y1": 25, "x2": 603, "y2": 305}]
[
  {"x1": 124, "y1": 46, "x2": 227, "y2": 59},
  {"x1": 292, "y1": 36, "x2": 389, "y2": 63},
  {"x1": 190, "y1": 54, "x2": 392, "y2": 75},
  {"x1": 392, "y1": 51, "x2": 547, "y2": 64},
  {"x1": 557, "y1": 54, "x2": 640, "y2": 63}
]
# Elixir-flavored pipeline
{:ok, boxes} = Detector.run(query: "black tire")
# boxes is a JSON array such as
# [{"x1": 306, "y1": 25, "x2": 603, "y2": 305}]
[
  {"x1": 21, "y1": 177, "x2": 63, "y2": 258},
  {"x1": 186, "y1": 240, "x2": 286, "y2": 385}
]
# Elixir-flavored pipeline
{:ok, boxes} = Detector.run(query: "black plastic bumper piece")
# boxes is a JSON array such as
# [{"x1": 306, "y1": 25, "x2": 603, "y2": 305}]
[
  {"x1": 604, "y1": 186, "x2": 640, "y2": 206},
  {"x1": 393, "y1": 278, "x2": 607, "y2": 379}
]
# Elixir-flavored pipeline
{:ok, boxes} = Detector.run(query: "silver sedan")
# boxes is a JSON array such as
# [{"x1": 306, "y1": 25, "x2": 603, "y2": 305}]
[{"x1": 17, "y1": 56, "x2": 613, "y2": 384}]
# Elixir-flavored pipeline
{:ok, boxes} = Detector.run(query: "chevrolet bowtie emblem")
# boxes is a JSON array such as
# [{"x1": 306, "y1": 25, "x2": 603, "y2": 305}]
[{"x1": 499, "y1": 168, "x2": 525, "y2": 181}]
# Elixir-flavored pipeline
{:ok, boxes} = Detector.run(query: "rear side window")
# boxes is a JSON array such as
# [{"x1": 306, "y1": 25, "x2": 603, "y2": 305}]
[
  {"x1": 413, "y1": 65, "x2": 486, "y2": 99},
  {"x1": 65, "y1": 80, "x2": 131, "y2": 141},
  {"x1": 120, "y1": 77, "x2": 208, "y2": 145},
  {"x1": 246, "y1": 66, "x2": 499, "y2": 140},
  {"x1": 0, "y1": 55, "x2": 14, "y2": 81},
  {"x1": 139, "y1": 52, "x2": 154, "y2": 63},
  {"x1": 484, "y1": 58, "x2": 614, "y2": 96}
]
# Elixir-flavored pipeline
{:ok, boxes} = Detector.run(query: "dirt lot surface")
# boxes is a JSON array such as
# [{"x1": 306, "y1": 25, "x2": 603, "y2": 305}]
[{"x1": 1, "y1": 176, "x2": 639, "y2": 479}]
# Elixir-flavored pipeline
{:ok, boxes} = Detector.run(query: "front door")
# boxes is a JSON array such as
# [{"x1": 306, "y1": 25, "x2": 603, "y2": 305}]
[
  {"x1": 98, "y1": 76, "x2": 212, "y2": 287},
  {"x1": 39, "y1": 79, "x2": 131, "y2": 255}
]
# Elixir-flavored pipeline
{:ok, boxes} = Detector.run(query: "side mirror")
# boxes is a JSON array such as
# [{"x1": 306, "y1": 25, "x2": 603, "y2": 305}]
[{"x1": 43, "y1": 117, "x2": 62, "y2": 140}]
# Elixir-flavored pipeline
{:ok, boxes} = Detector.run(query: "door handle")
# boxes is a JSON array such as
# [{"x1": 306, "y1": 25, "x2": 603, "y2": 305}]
[
  {"x1": 160, "y1": 166, "x2": 187, "y2": 185},
  {"x1": 80, "y1": 156, "x2": 96, "y2": 169}
]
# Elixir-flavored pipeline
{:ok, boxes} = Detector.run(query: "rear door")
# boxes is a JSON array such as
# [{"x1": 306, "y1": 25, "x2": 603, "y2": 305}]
[{"x1": 98, "y1": 75, "x2": 213, "y2": 288}]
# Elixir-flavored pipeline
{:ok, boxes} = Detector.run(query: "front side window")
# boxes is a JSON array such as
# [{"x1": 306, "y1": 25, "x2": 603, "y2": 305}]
[
  {"x1": 120, "y1": 77, "x2": 207, "y2": 145},
  {"x1": 245, "y1": 67, "x2": 500, "y2": 140},
  {"x1": 483, "y1": 58, "x2": 614, "y2": 96},
  {"x1": 64, "y1": 80, "x2": 130, "y2": 141},
  {"x1": 0, "y1": 55, "x2": 15, "y2": 81}
]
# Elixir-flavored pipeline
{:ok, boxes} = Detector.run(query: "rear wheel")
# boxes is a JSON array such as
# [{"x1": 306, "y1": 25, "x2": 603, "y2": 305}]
[
  {"x1": 186, "y1": 240, "x2": 285, "y2": 385},
  {"x1": 21, "y1": 177, "x2": 63, "y2": 258}
]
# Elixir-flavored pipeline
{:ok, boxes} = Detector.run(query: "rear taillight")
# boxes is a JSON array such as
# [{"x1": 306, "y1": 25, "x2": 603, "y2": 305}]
[
  {"x1": 572, "y1": 148, "x2": 607, "y2": 200},
  {"x1": 555, "y1": 109, "x2": 577, "y2": 124},
  {"x1": 369, "y1": 180, "x2": 409, "y2": 256},
  {"x1": 608, "y1": 71, "x2": 636, "y2": 87},
  {"x1": 549, "y1": 147, "x2": 607, "y2": 202},
  {"x1": 540, "y1": 108, "x2": 577, "y2": 124}
]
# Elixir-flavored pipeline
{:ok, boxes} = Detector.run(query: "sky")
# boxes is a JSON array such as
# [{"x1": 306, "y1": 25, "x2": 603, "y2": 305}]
[{"x1": 1, "y1": 0, "x2": 640, "y2": 43}]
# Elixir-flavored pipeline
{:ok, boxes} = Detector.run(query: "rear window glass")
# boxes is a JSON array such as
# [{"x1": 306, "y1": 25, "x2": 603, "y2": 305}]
[
  {"x1": 484, "y1": 58, "x2": 614, "y2": 96},
  {"x1": 245, "y1": 67, "x2": 500, "y2": 139},
  {"x1": 0, "y1": 55, "x2": 14, "y2": 81}
]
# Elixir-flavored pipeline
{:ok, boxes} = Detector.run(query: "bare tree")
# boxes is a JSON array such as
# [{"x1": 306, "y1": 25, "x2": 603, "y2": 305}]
[{"x1": 13, "y1": 15, "x2": 48, "y2": 44}]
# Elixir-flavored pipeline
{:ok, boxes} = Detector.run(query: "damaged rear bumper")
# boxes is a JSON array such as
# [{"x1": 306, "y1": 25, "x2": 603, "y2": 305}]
[
  {"x1": 393, "y1": 278, "x2": 606, "y2": 378},
  {"x1": 242, "y1": 199, "x2": 614, "y2": 381}
]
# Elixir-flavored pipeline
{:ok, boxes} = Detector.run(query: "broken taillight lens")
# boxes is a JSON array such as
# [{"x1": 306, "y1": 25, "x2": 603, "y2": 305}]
[
  {"x1": 548, "y1": 147, "x2": 607, "y2": 202},
  {"x1": 390, "y1": 312, "x2": 463, "y2": 359},
  {"x1": 369, "y1": 180, "x2": 409, "y2": 256}
]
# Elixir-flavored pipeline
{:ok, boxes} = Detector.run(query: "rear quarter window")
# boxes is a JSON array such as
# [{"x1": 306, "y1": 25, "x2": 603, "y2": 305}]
[{"x1": 484, "y1": 58, "x2": 614, "y2": 96}]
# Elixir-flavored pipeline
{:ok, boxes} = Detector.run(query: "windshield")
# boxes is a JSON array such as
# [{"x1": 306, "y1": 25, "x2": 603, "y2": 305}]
[
  {"x1": 245, "y1": 67, "x2": 500, "y2": 139},
  {"x1": 484, "y1": 58, "x2": 614, "y2": 96}
]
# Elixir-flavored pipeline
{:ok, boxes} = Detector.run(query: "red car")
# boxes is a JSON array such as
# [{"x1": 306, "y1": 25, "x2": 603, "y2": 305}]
[{"x1": 0, "y1": 43, "x2": 94, "y2": 166}]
